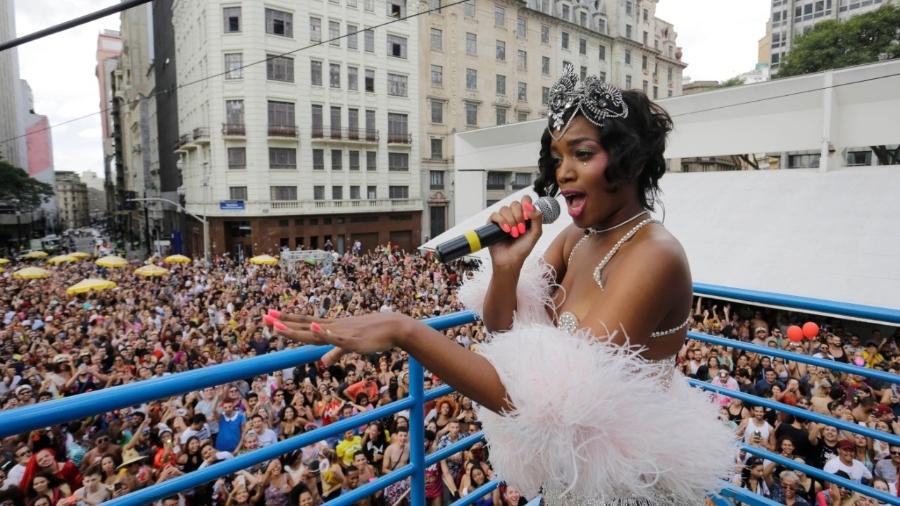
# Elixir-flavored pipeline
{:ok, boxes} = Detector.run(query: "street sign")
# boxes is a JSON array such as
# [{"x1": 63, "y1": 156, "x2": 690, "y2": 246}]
[{"x1": 219, "y1": 200, "x2": 245, "y2": 210}]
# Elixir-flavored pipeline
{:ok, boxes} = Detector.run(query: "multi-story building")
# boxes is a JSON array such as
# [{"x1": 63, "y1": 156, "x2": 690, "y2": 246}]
[
  {"x1": 418, "y1": 0, "x2": 686, "y2": 233},
  {"x1": 172, "y1": 0, "x2": 422, "y2": 256},
  {"x1": 0, "y1": 0, "x2": 26, "y2": 170},
  {"x1": 20, "y1": 80, "x2": 58, "y2": 233},
  {"x1": 95, "y1": 31, "x2": 123, "y2": 222},
  {"x1": 55, "y1": 172, "x2": 90, "y2": 230},
  {"x1": 80, "y1": 172, "x2": 108, "y2": 221},
  {"x1": 115, "y1": 2, "x2": 163, "y2": 250},
  {"x1": 768, "y1": 0, "x2": 897, "y2": 71}
]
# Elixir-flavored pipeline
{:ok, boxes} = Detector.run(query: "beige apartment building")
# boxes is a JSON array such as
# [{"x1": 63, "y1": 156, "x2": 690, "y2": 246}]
[
  {"x1": 418, "y1": 0, "x2": 686, "y2": 237},
  {"x1": 55, "y1": 172, "x2": 90, "y2": 230}
]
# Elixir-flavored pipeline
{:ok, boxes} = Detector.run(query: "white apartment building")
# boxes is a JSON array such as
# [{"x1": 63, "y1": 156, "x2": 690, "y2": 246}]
[
  {"x1": 418, "y1": 0, "x2": 686, "y2": 234},
  {"x1": 172, "y1": 0, "x2": 421, "y2": 255},
  {"x1": 769, "y1": 0, "x2": 897, "y2": 70}
]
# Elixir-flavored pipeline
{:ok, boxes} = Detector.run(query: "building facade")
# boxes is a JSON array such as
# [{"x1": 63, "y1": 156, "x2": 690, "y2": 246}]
[
  {"x1": 418, "y1": 0, "x2": 686, "y2": 232},
  {"x1": 20, "y1": 80, "x2": 58, "y2": 233},
  {"x1": 768, "y1": 0, "x2": 897, "y2": 71},
  {"x1": 171, "y1": 0, "x2": 422, "y2": 256},
  {"x1": 55, "y1": 172, "x2": 90, "y2": 230},
  {"x1": 95, "y1": 31, "x2": 124, "y2": 223},
  {"x1": 0, "y1": 0, "x2": 27, "y2": 170}
]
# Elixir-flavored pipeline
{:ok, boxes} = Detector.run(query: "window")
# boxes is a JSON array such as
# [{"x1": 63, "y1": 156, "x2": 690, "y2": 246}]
[
  {"x1": 667, "y1": 66, "x2": 673, "y2": 82},
  {"x1": 561, "y1": 32, "x2": 569, "y2": 50},
  {"x1": 541, "y1": 86, "x2": 549, "y2": 105},
  {"x1": 366, "y1": 109, "x2": 376, "y2": 137},
  {"x1": 365, "y1": 0, "x2": 374, "y2": 11},
  {"x1": 561, "y1": 4, "x2": 570, "y2": 19},
  {"x1": 366, "y1": 151, "x2": 377, "y2": 171},
  {"x1": 388, "y1": 0, "x2": 405, "y2": 17},
  {"x1": 348, "y1": 65, "x2": 358, "y2": 90},
  {"x1": 223, "y1": 7, "x2": 241, "y2": 33},
  {"x1": 465, "y1": 102, "x2": 478, "y2": 126},
  {"x1": 517, "y1": 111, "x2": 528, "y2": 122},
  {"x1": 388, "y1": 113, "x2": 408, "y2": 140},
  {"x1": 496, "y1": 74, "x2": 506, "y2": 95},
  {"x1": 464, "y1": 0, "x2": 475, "y2": 17},
  {"x1": 389, "y1": 186, "x2": 409, "y2": 199},
  {"x1": 309, "y1": 17, "x2": 322, "y2": 42},
  {"x1": 265, "y1": 9, "x2": 293, "y2": 37},
  {"x1": 495, "y1": 6, "x2": 505, "y2": 26},
  {"x1": 642, "y1": 80, "x2": 648, "y2": 93},
  {"x1": 350, "y1": 185, "x2": 361, "y2": 200},
  {"x1": 517, "y1": 82, "x2": 527, "y2": 101},
  {"x1": 496, "y1": 107, "x2": 507, "y2": 125},
  {"x1": 643, "y1": 8, "x2": 649, "y2": 22},
  {"x1": 387, "y1": 34, "x2": 407, "y2": 58},
  {"x1": 466, "y1": 33, "x2": 477, "y2": 56},
  {"x1": 496, "y1": 40, "x2": 506, "y2": 62},
  {"x1": 225, "y1": 53, "x2": 243, "y2": 79},
  {"x1": 269, "y1": 148, "x2": 297, "y2": 169},
  {"x1": 466, "y1": 68, "x2": 477, "y2": 90},
  {"x1": 389, "y1": 153, "x2": 409, "y2": 171},
  {"x1": 311, "y1": 104, "x2": 323, "y2": 135},
  {"x1": 387, "y1": 73, "x2": 408, "y2": 97},
  {"x1": 431, "y1": 65, "x2": 443, "y2": 87},
  {"x1": 349, "y1": 151, "x2": 360, "y2": 170},
  {"x1": 625, "y1": 0, "x2": 633, "y2": 16},
  {"x1": 517, "y1": 50, "x2": 527, "y2": 70},
  {"x1": 430, "y1": 170, "x2": 445, "y2": 189},
  {"x1": 330, "y1": 106, "x2": 341, "y2": 137},
  {"x1": 365, "y1": 69, "x2": 375, "y2": 92},
  {"x1": 347, "y1": 23, "x2": 358, "y2": 49},
  {"x1": 598, "y1": 45, "x2": 606, "y2": 61},
  {"x1": 846, "y1": 151, "x2": 871, "y2": 166},
  {"x1": 599, "y1": 71, "x2": 607, "y2": 82},
  {"x1": 229, "y1": 186, "x2": 247, "y2": 200},
  {"x1": 625, "y1": 75, "x2": 632, "y2": 88},
  {"x1": 313, "y1": 186, "x2": 325, "y2": 200},
  {"x1": 331, "y1": 150, "x2": 342, "y2": 170},
  {"x1": 653, "y1": 86, "x2": 658, "y2": 99},
  {"x1": 326, "y1": 20, "x2": 340, "y2": 46},
  {"x1": 367, "y1": 185, "x2": 377, "y2": 199},
  {"x1": 431, "y1": 28, "x2": 443, "y2": 50},
  {"x1": 487, "y1": 171, "x2": 506, "y2": 189},
  {"x1": 430, "y1": 100, "x2": 443, "y2": 123},
  {"x1": 271, "y1": 186, "x2": 297, "y2": 201},
  {"x1": 579, "y1": 38, "x2": 587, "y2": 55},
  {"x1": 625, "y1": 49, "x2": 631, "y2": 65},
  {"x1": 516, "y1": 18, "x2": 527, "y2": 39},
  {"x1": 540, "y1": 56, "x2": 550, "y2": 76},
  {"x1": 364, "y1": 28, "x2": 374, "y2": 52},
  {"x1": 329, "y1": 63, "x2": 341, "y2": 88},
  {"x1": 313, "y1": 149, "x2": 325, "y2": 170},
  {"x1": 626, "y1": 24, "x2": 632, "y2": 39},
  {"x1": 227, "y1": 147, "x2": 246, "y2": 169},
  {"x1": 541, "y1": 24, "x2": 550, "y2": 43},
  {"x1": 580, "y1": 11, "x2": 587, "y2": 26},
  {"x1": 430, "y1": 138, "x2": 443, "y2": 160},
  {"x1": 348, "y1": 108, "x2": 359, "y2": 133},
  {"x1": 310, "y1": 60, "x2": 322, "y2": 86},
  {"x1": 643, "y1": 31, "x2": 648, "y2": 46},
  {"x1": 226, "y1": 99, "x2": 244, "y2": 126},
  {"x1": 512, "y1": 172, "x2": 531, "y2": 189},
  {"x1": 598, "y1": 17, "x2": 607, "y2": 34},
  {"x1": 788, "y1": 153, "x2": 820, "y2": 169},
  {"x1": 266, "y1": 55, "x2": 294, "y2": 82},
  {"x1": 333, "y1": 185, "x2": 345, "y2": 200}
]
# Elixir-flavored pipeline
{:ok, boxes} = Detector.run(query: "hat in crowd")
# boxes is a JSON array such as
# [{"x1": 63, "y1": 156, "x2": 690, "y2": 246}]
[
  {"x1": 117, "y1": 448, "x2": 147, "y2": 470},
  {"x1": 837, "y1": 439, "x2": 855, "y2": 451},
  {"x1": 755, "y1": 327, "x2": 767, "y2": 334},
  {"x1": 53, "y1": 353, "x2": 71, "y2": 364},
  {"x1": 157, "y1": 423, "x2": 173, "y2": 435},
  {"x1": 15, "y1": 385, "x2": 32, "y2": 395}
]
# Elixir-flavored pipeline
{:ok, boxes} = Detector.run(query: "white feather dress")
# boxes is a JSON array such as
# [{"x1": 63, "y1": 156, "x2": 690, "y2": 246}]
[{"x1": 458, "y1": 255, "x2": 737, "y2": 505}]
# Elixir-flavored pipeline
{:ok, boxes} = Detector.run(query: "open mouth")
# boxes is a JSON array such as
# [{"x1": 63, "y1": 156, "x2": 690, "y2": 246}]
[{"x1": 560, "y1": 190, "x2": 587, "y2": 218}]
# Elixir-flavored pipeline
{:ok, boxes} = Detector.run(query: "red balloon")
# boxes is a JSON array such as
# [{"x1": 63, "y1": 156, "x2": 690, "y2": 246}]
[
  {"x1": 787, "y1": 325, "x2": 804, "y2": 342},
  {"x1": 802, "y1": 322, "x2": 820, "y2": 340}
]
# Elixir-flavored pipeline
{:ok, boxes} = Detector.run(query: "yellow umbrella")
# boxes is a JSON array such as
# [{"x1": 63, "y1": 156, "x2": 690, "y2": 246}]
[
  {"x1": 249, "y1": 254, "x2": 279, "y2": 266},
  {"x1": 69, "y1": 252, "x2": 90, "y2": 260},
  {"x1": 13, "y1": 267, "x2": 51, "y2": 279},
  {"x1": 95, "y1": 255, "x2": 128, "y2": 268},
  {"x1": 22, "y1": 251, "x2": 48, "y2": 259},
  {"x1": 66, "y1": 278, "x2": 117, "y2": 296},
  {"x1": 47, "y1": 254, "x2": 77, "y2": 265},
  {"x1": 0, "y1": 258, "x2": 9, "y2": 265},
  {"x1": 164, "y1": 254, "x2": 191, "y2": 264},
  {"x1": 134, "y1": 265, "x2": 169, "y2": 277},
  {"x1": 0, "y1": 267, "x2": 4, "y2": 274}
]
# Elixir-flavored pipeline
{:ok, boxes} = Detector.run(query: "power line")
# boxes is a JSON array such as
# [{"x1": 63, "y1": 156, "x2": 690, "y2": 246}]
[
  {"x1": 0, "y1": 0, "x2": 154, "y2": 53},
  {"x1": 0, "y1": 0, "x2": 471, "y2": 147}
]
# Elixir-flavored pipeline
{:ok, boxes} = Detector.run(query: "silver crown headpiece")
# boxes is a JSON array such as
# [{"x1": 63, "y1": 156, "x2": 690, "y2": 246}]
[{"x1": 548, "y1": 64, "x2": 629, "y2": 140}]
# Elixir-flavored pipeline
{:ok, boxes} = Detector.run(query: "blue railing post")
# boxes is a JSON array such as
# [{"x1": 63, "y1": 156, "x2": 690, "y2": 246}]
[{"x1": 409, "y1": 357, "x2": 426, "y2": 506}]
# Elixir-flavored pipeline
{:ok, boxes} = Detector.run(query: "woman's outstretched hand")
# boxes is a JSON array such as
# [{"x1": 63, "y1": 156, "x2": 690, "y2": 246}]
[{"x1": 264, "y1": 310, "x2": 414, "y2": 356}]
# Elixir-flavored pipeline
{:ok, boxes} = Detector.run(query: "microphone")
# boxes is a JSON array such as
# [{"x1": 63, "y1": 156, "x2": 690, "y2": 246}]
[{"x1": 434, "y1": 197, "x2": 561, "y2": 263}]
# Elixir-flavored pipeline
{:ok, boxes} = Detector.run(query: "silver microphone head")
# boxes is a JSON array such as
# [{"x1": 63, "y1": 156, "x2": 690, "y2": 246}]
[{"x1": 534, "y1": 196, "x2": 561, "y2": 224}]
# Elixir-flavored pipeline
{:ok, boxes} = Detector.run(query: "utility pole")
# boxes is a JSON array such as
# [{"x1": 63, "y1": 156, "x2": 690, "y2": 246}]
[{"x1": 128, "y1": 197, "x2": 209, "y2": 263}]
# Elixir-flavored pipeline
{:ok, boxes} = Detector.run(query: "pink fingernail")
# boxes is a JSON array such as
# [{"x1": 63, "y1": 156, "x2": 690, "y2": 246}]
[
  {"x1": 500, "y1": 224, "x2": 510, "y2": 233},
  {"x1": 517, "y1": 222, "x2": 526, "y2": 234},
  {"x1": 273, "y1": 321, "x2": 288, "y2": 332},
  {"x1": 263, "y1": 315, "x2": 277, "y2": 326},
  {"x1": 310, "y1": 322, "x2": 321, "y2": 333},
  {"x1": 267, "y1": 309, "x2": 281, "y2": 319},
  {"x1": 511, "y1": 228, "x2": 519, "y2": 239}
]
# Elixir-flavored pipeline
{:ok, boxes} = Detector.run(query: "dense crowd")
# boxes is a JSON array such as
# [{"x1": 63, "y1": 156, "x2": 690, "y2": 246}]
[{"x1": 0, "y1": 244, "x2": 897, "y2": 506}]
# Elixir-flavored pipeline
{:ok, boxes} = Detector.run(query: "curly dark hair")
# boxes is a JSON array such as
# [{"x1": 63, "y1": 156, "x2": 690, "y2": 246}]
[{"x1": 533, "y1": 89, "x2": 673, "y2": 210}]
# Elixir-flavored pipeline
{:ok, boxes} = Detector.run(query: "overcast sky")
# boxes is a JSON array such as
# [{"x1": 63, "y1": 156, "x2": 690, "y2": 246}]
[{"x1": 12, "y1": 0, "x2": 770, "y2": 180}]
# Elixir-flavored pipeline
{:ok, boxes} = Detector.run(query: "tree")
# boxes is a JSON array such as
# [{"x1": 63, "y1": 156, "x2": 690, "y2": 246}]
[
  {"x1": 717, "y1": 76, "x2": 745, "y2": 88},
  {"x1": 0, "y1": 160, "x2": 54, "y2": 211},
  {"x1": 775, "y1": 5, "x2": 900, "y2": 78}
]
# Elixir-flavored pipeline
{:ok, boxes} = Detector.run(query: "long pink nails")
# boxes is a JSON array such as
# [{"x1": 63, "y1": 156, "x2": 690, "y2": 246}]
[
  {"x1": 273, "y1": 320, "x2": 288, "y2": 332},
  {"x1": 310, "y1": 322, "x2": 322, "y2": 333},
  {"x1": 267, "y1": 309, "x2": 281, "y2": 319},
  {"x1": 517, "y1": 222, "x2": 526, "y2": 235}
]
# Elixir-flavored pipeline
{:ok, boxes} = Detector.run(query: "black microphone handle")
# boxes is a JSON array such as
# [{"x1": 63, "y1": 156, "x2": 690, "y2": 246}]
[{"x1": 435, "y1": 221, "x2": 529, "y2": 263}]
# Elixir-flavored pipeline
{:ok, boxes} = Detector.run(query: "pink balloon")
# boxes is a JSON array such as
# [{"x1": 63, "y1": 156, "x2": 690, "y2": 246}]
[
  {"x1": 787, "y1": 325, "x2": 804, "y2": 342},
  {"x1": 802, "y1": 322, "x2": 820, "y2": 340}
]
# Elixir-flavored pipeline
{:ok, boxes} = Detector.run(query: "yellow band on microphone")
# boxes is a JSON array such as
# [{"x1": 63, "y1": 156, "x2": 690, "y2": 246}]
[{"x1": 463, "y1": 230, "x2": 481, "y2": 253}]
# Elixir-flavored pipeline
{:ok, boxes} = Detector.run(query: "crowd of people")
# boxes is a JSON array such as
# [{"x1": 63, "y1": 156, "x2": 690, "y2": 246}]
[{"x1": 0, "y1": 244, "x2": 897, "y2": 505}]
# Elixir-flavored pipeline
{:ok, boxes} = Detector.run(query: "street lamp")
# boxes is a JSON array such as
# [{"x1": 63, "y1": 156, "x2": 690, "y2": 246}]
[{"x1": 127, "y1": 197, "x2": 209, "y2": 263}]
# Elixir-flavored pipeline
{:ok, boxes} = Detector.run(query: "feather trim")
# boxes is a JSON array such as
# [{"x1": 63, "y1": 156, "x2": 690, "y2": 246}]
[
  {"x1": 457, "y1": 254, "x2": 558, "y2": 326},
  {"x1": 475, "y1": 323, "x2": 737, "y2": 503}
]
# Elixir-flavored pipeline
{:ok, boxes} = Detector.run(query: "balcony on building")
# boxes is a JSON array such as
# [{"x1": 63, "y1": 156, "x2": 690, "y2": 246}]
[
  {"x1": 311, "y1": 127, "x2": 380, "y2": 144},
  {"x1": 268, "y1": 125, "x2": 299, "y2": 138},
  {"x1": 387, "y1": 132, "x2": 413, "y2": 145},
  {"x1": 208, "y1": 198, "x2": 423, "y2": 215},
  {"x1": 193, "y1": 127, "x2": 210, "y2": 144},
  {"x1": 222, "y1": 123, "x2": 246, "y2": 139}
]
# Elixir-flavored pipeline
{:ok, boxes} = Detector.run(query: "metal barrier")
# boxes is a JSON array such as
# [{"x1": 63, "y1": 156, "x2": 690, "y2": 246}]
[{"x1": 0, "y1": 285, "x2": 897, "y2": 505}]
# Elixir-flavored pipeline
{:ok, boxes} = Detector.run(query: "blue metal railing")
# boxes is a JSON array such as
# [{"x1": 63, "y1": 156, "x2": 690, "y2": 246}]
[{"x1": 0, "y1": 284, "x2": 897, "y2": 505}]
